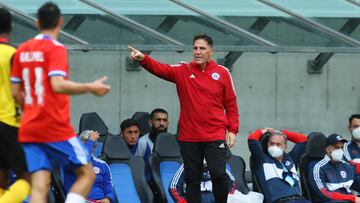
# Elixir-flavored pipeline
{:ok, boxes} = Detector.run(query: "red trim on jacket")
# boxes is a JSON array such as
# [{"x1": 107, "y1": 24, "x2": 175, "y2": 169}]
[
  {"x1": 248, "y1": 129, "x2": 263, "y2": 141},
  {"x1": 320, "y1": 188, "x2": 356, "y2": 202}
]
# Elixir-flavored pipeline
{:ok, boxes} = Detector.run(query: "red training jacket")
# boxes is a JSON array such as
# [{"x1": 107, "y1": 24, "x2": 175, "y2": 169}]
[{"x1": 140, "y1": 55, "x2": 239, "y2": 142}]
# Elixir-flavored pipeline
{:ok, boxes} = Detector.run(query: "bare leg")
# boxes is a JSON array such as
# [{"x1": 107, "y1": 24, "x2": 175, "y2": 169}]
[
  {"x1": 29, "y1": 170, "x2": 51, "y2": 203},
  {"x1": 68, "y1": 164, "x2": 95, "y2": 197}
]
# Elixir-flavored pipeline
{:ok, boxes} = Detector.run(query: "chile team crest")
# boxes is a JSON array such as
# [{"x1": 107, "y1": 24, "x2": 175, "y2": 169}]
[
  {"x1": 212, "y1": 72, "x2": 220, "y2": 80},
  {"x1": 93, "y1": 166, "x2": 100, "y2": 174}
]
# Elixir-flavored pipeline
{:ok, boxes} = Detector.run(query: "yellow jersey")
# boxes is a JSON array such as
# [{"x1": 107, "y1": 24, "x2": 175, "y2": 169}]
[{"x1": 0, "y1": 39, "x2": 19, "y2": 127}]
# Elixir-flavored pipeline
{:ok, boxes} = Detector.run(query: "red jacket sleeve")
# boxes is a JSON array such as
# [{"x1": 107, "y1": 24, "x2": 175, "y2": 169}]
[
  {"x1": 222, "y1": 68, "x2": 239, "y2": 134},
  {"x1": 281, "y1": 130, "x2": 307, "y2": 143},
  {"x1": 248, "y1": 129, "x2": 263, "y2": 141},
  {"x1": 140, "y1": 54, "x2": 180, "y2": 83},
  {"x1": 348, "y1": 160, "x2": 360, "y2": 174}
]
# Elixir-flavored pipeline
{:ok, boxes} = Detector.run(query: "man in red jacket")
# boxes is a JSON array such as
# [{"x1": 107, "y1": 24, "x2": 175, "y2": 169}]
[{"x1": 128, "y1": 34, "x2": 239, "y2": 203}]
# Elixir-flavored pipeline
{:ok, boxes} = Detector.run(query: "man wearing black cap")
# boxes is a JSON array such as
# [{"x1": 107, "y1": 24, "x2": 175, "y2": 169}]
[{"x1": 308, "y1": 134, "x2": 360, "y2": 203}]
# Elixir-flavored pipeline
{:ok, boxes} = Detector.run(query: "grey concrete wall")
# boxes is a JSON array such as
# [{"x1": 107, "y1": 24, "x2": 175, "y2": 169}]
[{"x1": 68, "y1": 51, "x2": 360, "y2": 162}]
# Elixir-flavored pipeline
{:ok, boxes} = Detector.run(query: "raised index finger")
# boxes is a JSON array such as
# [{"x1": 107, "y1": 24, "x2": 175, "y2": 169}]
[{"x1": 128, "y1": 46, "x2": 137, "y2": 52}]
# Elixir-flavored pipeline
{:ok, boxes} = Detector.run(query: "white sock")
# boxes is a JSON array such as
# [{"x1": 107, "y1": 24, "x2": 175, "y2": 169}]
[{"x1": 65, "y1": 192, "x2": 85, "y2": 203}]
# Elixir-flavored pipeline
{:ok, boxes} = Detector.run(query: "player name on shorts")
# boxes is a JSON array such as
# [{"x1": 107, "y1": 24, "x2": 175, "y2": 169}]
[{"x1": 20, "y1": 51, "x2": 44, "y2": 62}]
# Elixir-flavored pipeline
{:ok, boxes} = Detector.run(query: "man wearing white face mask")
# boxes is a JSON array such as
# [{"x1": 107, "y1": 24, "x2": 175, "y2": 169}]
[
  {"x1": 248, "y1": 128, "x2": 309, "y2": 203},
  {"x1": 308, "y1": 133, "x2": 360, "y2": 203},
  {"x1": 344, "y1": 114, "x2": 360, "y2": 167}
]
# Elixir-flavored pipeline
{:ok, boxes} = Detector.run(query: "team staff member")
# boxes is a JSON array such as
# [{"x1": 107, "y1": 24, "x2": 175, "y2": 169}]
[
  {"x1": 129, "y1": 34, "x2": 239, "y2": 203},
  {"x1": 10, "y1": 2, "x2": 110, "y2": 203},
  {"x1": 81, "y1": 131, "x2": 115, "y2": 203},
  {"x1": 344, "y1": 114, "x2": 360, "y2": 171},
  {"x1": 139, "y1": 108, "x2": 169, "y2": 151},
  {"x1": 0, "y1": 8, "x2": 30, "y2": 203},
  {"x1": 120, "y1": 119, "x2": 152, "y2": 182},
  {"x1": 308, "y1": 134, "x2": 360, "y2": 203},
  {"x1": 248, "y1": 128, "x2": 309, "y2": 203}
]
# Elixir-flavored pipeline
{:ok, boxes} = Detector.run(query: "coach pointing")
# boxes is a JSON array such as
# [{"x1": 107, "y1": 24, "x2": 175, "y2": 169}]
[{"x1": 128, "y1": 34, "x2": 239, "y2": 203}]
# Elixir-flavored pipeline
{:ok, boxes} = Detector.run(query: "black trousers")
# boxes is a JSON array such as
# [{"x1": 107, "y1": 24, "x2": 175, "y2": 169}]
[{"x1": 179, "y1": 141, "x2": 228, "y2": 203}]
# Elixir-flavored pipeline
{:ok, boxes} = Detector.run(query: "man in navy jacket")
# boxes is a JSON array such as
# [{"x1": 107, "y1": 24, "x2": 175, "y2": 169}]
[
  {"x1": 80, "y1": 130, "x2": 115, "y2": 203},
  {"x1": 248, "y1": 128, "x2": 309, "y2": 203},
  {"x1": 308, "y1": 134, "x2": 360, "y2": 203}
]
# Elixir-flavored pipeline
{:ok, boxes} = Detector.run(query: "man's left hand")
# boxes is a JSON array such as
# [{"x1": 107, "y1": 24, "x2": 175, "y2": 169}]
[
  {"x1": 227, "y1": 132, "x2": 236, "y2": 148},
  {"x1": 98, "y1": 198, "x2": 111, "y2": 203}
]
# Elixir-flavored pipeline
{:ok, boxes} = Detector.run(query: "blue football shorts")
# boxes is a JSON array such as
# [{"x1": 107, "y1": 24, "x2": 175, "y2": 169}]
[{"x1": 23, "y1": 136, "x2": 90, "y2": 173}]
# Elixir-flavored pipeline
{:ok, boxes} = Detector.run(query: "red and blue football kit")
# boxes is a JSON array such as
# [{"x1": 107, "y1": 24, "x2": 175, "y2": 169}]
[
  {"x1": 11, "y1": 34, "x2": 76, "y2": 143},
  {"x1": 11, "y1": 34, "x2": 88, "y2": 173}
]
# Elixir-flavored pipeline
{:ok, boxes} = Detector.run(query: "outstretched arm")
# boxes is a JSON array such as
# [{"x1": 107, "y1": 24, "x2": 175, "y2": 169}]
[
  {"x1": 128, "y1": 46, "x2": 179, "y2": 82},
  {"x1": 50, "y1": 76, "x2": 110, "y2": 96}
]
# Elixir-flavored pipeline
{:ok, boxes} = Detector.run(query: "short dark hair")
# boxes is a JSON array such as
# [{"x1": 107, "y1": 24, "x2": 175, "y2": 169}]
[
  {"x1": 37, "y1": 2, "x2": 61, "y2": 30},
  {"x1": 120, "y1": 118, "x2": 139, "y2": 132},
  {"x1": 0, "y1": 8, "x2": 12, "y2": 34},
  {"x1": 150, "y1": 108, "x2": 168, "y2": 119},
  {"x1": 193, "y1": 34, "x2": 213, "y2": 47},
  {"x1": 349, "y1": 114, "x2": 360, "y2": 126}
]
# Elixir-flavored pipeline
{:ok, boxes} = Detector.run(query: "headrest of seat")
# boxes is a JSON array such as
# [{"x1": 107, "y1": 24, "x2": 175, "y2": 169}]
[
  {"x1": 306, "y1": 132, "x2": 326, "y2": 158},
  {"x1": 131, "y1": 112, "x2": 151, "y2": 135},
  {"x1": 153, "y1": 133, "x2": 180, "y2": 158},
  {"x1": 103, "y1": 135, "x2": 131, "y2": 160},
  {"x1": 260, "y1": 132, "x2": 272, "y2": 153},
  {"x1": 79, "y1": 112, "x2": 108, "y2": 136}
]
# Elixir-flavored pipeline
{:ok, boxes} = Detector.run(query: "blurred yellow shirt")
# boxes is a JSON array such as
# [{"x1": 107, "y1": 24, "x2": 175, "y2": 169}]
[{"x1": 0, "y1": 41, "x2": 20, "y2": 127}]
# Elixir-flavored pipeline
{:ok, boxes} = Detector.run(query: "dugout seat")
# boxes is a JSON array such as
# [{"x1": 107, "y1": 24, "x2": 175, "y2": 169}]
[
  {"x1": 103, "y1": 135, "x2": 153, "y2": 203},
  {"x1": 148, "y1": 133, "x2": 182, "y2": 203},
  {"x1": 226, "y1": 150, "x2": 250, "y2": 194},
  {"x1": 79, "y1": 112, "x2": 112, "y2": 157},
  {"x1": 299, "y1": 132, "x2": 326, "y2": 201},
  {"x1": 47, "y1": 161, "x2": 66, "y2": 203},
  {"x1": 132, "y1": 112, "x2": 151, "y2": 136}
]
